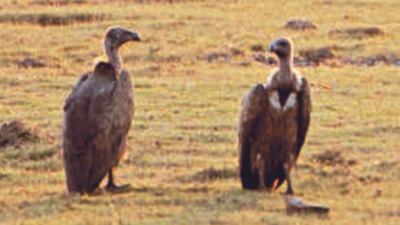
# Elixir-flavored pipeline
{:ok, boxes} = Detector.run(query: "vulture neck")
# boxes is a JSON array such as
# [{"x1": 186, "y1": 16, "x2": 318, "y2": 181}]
[
  {"x1": 278, "y1": 56, "x2": 293, "y2": 77},
  {"x1": 104, "y1": 41, "x2": 122, "y2": 75},
  {"x1": 276, "y1": 55, "x2": 297, "y2": 91}
]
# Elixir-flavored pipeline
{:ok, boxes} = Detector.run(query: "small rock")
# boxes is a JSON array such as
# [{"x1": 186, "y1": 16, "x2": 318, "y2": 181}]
[
  {"x1": 284, "y1": 19, "x2": 317, "y2": 30},
  {"x1": 284, "y1": 196, "x2": 330, "y2": 214}
]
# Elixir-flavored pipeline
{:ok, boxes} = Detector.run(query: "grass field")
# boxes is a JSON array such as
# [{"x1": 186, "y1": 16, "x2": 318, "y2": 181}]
[{"x1": 1, "y1": 0, "x2": 400, "y2": 224}]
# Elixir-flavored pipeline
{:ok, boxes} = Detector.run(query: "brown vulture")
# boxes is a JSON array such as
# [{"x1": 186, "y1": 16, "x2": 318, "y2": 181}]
[
  {"x1": 62, "y1": 27, "x2": 140, "y2": 194},
  {"x1": 238, "y1": 37, "x2": 311, "y2": 194}
]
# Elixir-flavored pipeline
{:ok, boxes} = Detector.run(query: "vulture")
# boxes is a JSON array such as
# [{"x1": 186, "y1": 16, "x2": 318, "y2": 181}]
[
  {"x1": 62, "y1": 27, "x2": 141, "y2": 194},
  {"x1": 238, "y1": 37, "x2": 311, "y2": 194}
]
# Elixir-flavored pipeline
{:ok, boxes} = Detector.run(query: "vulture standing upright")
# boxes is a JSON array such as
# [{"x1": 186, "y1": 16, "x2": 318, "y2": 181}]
[
  {"x1": 62, "y1": 27, "x2": 141, "y2": 194},
  {"x1": 238, "y1": 37, "x2": 311, "y2": 194}
]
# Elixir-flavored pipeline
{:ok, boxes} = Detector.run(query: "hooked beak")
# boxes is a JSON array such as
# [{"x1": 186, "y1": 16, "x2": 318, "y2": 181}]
[
  {"x1": 129, "y1": 31, "x2": 141, "y2": 42},
  {"x1": 268, "y1": 42, "x2": 278, "y2": 53}
]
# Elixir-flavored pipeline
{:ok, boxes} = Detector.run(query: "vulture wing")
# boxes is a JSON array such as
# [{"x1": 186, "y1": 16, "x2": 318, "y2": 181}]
[
  {"x1": 63, "y1": 74, "x2": 89, "y2": 112},
  {"x1": 296, "y1": 77, "x2": 311, "y2": 159},
  {"x1": 63, "y1": 70, "x2": 133, "y2": 193},
  {"x1": 238, "y1": 77, "x2": 311, "y2": 191},
  {"x1": 238, "y1": 83, "x2": 268, "y2": 190}
]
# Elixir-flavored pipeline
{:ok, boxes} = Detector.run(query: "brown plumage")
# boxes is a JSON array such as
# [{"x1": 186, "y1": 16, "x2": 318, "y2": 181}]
[
  {"x1": 238, "y1": 37, "x2": 311, "y2": 194},
  {"x1": 62, "y1": 27, "x2": 141, "y2": 194}
]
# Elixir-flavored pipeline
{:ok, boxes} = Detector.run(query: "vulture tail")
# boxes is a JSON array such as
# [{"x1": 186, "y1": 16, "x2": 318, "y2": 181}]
[
  {"x1": 64, "y1": 153, "x2": 92, "y2": 194},
  {"x1": 239, "y1": 143, "x2": 260, "y2": 190}
]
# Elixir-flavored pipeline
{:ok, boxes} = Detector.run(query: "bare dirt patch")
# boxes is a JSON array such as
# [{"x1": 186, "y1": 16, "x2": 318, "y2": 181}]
[
  {"x1": 179, "y1": 167, "x2": 237, "y2": 183},
  {"x1": 132, "y1": 0, "x2": 209, "y2": 3},
  {"x1": 373, "y1": 159, "x2": 399, "y2": 173},
  {"x1": 30, "y1": 0, "x2": 87, "y2": 6},
  {"x1": 250, "y1": 44, "x2": 265, "y2": 52},
  {"x1": 354, "y1": 126, "x2": 400, "y2": 137},
  {"x1": 308, "y1": 148, "x2": 384, "y2": 190},
  {"x1": 18, "y1": 58, "x2": 48, "y2": 68},
  {"x1": 0, "y1": 120, "x2": 39, "y2": 150},
  {"x1": 299, "y1": 47, "x2": 335, "y2": 65},
  {"x1": 204, "y1": 52, "x2": 232, "y2": 63},
  {"x1": 29, "y1": 0, "x2": 215, "y2": 7},
  {"x1": 341, "y1": 54, "x2": 400, "y2": 67},
  {"x1": 254, "y1": 50, "x2": 400, "y2": 67},
  {"x1": 312, "y1": 149, "x2": 357, "y2": 166},
  {"x1": 284, "y1": 19, "x2": 317, "y2": 30},
  {"x1": 0, "y1": 13, "x2": 108, "y2": 26},
  {"x1": 330, "y1": 26, "x2": 384, "y2": 39},
  {"x1": 203, "y1": 44, "x2": 245, "y2": 63}
]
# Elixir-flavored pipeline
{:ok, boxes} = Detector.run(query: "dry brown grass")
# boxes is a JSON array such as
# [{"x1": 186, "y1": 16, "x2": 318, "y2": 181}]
[{"x1": 1, "y1": 0, "x2": 400, "y2": 224}]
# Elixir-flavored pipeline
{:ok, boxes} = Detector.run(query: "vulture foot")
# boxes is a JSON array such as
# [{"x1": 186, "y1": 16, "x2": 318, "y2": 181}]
[
  {"x1": 91, "y1": 187, "x2": 104, "y2": 196},
  {"x1": 106, "y1": 183, "x2": 133, "y2": 193},
  {"x1": 105, "y1": 168, "x2": 133, "y2": 193},
  {"x1": 285, "y1": 188, "x2": 294, "y2": 195}
]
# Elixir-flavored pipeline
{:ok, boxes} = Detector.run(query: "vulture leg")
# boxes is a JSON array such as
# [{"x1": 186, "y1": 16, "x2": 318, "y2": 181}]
[
  {"x1": 105, "y1": 168, "x2": 132, "y2": 193},
  {"x1": 106, "y1": 168, "x2": 117, "y2": 190},
  {"x1": 284, "y1": 163, "x2": 294, "y2": 195},
  {"x1": 105, "y1": 141, "x2": 132, "y2": 193},
  {"x1": 284, "y1": 154, "x2": 295, "y2": 195},
  {"x1": 257, "y1": 154, "x2": 266, "y2": 190}
]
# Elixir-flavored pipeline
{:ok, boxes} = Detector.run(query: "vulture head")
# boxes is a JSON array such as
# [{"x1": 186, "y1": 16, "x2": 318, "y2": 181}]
[
  {"x1": 99, "y1": 27, "x2": 141, "y2": 77},
  {"x1": 269, "y1": 37, "x2": 293, "y2": 61},
  {"x1": 104, "y1": 27, "x2": 141, "y2": 49}
]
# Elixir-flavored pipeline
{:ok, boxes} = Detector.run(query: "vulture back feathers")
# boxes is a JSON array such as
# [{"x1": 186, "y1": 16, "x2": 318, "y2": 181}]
[
  {"x1": 62, "y1": 27, "x2": 140, "y2": 194},
  {"x1": 238, "y1": 37, "x2": 311, "y2": 194}
]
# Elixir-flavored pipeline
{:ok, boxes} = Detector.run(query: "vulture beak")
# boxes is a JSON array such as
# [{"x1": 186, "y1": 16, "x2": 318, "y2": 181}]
[
  {"x1": 129, "y1": 31, "x2": 141, "y2": 42},
  {"x1": 268, "y1": 41, "x2": 278, "y2": 53}
]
